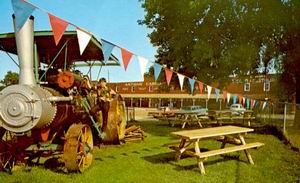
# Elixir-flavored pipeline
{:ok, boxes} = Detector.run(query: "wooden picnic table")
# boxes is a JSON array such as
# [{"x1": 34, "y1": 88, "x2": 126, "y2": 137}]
[
  {"x1": 209, "y1": 110, "x2": 256, "y2": 126},
  {"x1": 167, "y1": 111, "x2": 209, "y2": 128},
  {"x1": 169, "y1": 125, "x2": 264, "y2": 174}
]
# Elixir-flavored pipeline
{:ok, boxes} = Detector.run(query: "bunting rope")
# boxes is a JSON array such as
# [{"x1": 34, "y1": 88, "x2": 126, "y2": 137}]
[{"x1": 10, "y1": 0, "x2": 271, "y2": 110}]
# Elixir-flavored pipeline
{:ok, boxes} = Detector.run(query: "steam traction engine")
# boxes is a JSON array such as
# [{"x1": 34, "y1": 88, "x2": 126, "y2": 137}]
[{"x1": 0, "y1": 16, "x2": 126, "y2": 172}]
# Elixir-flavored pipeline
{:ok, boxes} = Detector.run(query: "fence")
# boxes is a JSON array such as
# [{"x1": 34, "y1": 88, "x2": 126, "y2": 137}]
[{"x1": 254, "y1": 102, "x2": 300, "y2": 150}]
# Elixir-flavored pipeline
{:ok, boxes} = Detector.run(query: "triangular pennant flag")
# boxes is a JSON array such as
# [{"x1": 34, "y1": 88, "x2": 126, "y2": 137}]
[
  {"x1": 48, "y1": 13, "x2": 69, "y2": 45},
  {"x1": 12, "y1": 0, "x2": 36, "y2": 31},
  {"x1": 222, "y1": 91, "x2": 227, "y2": 102},
  {"x1": 251, "y1": 99, "x2": 255, "y2": 109},
  {"x1": 215, "y1": 88, "x2": 220, "y2": 102},
  {"x1": 255, "y1": 101, "x2": 260, "y2": 108},
  {"x1": 242, "y1": 97, "x2": 246, "y2": 106},
  {"x1": 233, "y1": 95, "x2": 238, "y2": 104},
  {"x1": 177, "y1": 74, "x2": 185, "y2": 91},
  {"x1": 207, "y1": 85, "x2": 212, "y2": 99},
  {"x1": 154, "y1": 63, "x2": 163, "y2": 81},
  {"x1": 238, "y1": 96, "x2": 243, "y2": 104},
  {"x1": 246, "y1": 98, "x2": 250, "y2": 109},
  {"x1": 137, "y1": 56, "x2": 149, "y2": 78},
  {"x1": 188, "y1": 78, "x2": 195, "y2": 94},
  {"x1": 227, "y1": 93, "x2": 231, "y2": 104},
  {"x1": 262, "y1": 101, "x2": 267, "y2": 110},
  {"x1": 198, "y1": 82, "x2": 204, "y2": 94},
  {"x1": 164, "y1": 69, "x2": 173, "y2": 85},
  {"x1": 101, "y1": 39, "x2": 115, "y2": 63},
  {"x1": 121, "y1": 48, "x2": 133, "y2": 71},
  {"x1": 76, "y1": 28, "x2": 92, "y2": 55}
]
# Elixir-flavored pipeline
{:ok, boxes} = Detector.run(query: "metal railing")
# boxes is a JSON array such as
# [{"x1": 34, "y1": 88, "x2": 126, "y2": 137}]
[{"x1": 254, "y1": 102, "x2": 300, "y2": 149}]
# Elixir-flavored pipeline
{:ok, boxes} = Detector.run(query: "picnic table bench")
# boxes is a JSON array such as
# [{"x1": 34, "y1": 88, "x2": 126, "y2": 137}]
[
  {"x1": 209, "y1": 110, "x2": 256, "y2": 126},
  {"x1": 169, "y1": 125, "x2": 264, "y2": 174}
]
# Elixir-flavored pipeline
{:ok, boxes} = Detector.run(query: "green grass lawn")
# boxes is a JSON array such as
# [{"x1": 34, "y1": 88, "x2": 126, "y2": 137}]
[{"x1": 1, "y1": 120, "x2": 300, "y2": 183}]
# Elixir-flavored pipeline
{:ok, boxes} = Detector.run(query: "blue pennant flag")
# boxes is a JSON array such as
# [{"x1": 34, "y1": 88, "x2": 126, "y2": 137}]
[
  {"x1": 246, "y1": 98, "x2": 250, "y2": 109},
  {"x1": 215, "y1": 88, "x2": 220, "y2": 102},
  {"x1": 188, "y1": 78, "x2": 195, "y2": 94},
  {"x1": 154, "y1": 63, "x2": 162, "y2": 81},
  {"x1": 255, "y1": 101, "x2": 260, "y2": 108},
  {"x1": 233, "y1": 95, "x2": 238, "y2": 104},
  {"x1": 101, "y1": 39, "x2": 115, "y2": 63},
  {"x1": 12, "y1": 0, "x2": 36, "y2": 31}
]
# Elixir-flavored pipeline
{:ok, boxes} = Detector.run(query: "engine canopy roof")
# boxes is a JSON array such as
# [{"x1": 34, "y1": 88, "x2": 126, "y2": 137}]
[{"x1": 0, "y1": 30, "x2": 120, "y2": 68}]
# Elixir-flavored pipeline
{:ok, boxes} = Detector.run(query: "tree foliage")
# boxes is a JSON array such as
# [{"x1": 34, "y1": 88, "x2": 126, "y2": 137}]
[
  {"x1": 1, "y1": 71, "x2": 19, "y2": 87},
  {"x1": 140, "y1": 0, "x2": 300, "y2": 95}
]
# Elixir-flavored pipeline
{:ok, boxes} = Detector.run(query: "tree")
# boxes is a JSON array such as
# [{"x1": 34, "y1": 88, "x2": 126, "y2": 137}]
[
  {"x1": 140, "y1": 0, "x2": 300, "y2": 126},
  {"x1": 140, "y1": 0, "x2": 299, "y2": 93},
  {"x1": 1, "y1": 71, "x2": 19, "y2": 87}
]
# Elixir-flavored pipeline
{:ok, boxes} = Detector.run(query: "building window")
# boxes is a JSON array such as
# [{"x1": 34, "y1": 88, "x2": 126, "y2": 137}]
[
  {"x1": 244, "y1": 83, "x2": 250, "y2": 92},
  {"x1": 148, "y1": 86, "x2": 153, "y2": 92},
  {"x1": 131, "y1": 86, "x2": 135, "y2": 92},
  {"x1": 264, "y1": 79, "x2": 270, "y2": 92},
  {"x1": 115, "y1": 86, "x2": 119, "y2": 92}
]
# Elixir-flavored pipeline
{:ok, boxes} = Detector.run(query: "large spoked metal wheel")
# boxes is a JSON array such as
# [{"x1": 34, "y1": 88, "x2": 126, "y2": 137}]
[
  {"x1": 63, "y1": 124, "x2": 93, "y2": 172},
  {"x1": 0, "y1": 129, "x2": 16, "y2": 173}
]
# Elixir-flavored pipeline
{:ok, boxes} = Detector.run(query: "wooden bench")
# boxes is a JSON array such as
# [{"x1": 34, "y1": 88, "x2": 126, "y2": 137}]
[
  {"x1": 197, "y1": 142, "x2": 264, "y2": 159},
  {"x1": 169, "y1": 142, "x2": 264, "y2": 159}
]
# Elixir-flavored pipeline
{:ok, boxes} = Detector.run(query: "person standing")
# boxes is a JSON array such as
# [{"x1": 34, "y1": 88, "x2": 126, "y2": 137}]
[{"x1": 94, "y1": 78, "x2": 116, "y2": 133}]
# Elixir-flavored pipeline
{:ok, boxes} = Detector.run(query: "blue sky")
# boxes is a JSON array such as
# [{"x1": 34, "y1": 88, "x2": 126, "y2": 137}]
[{"x1": 0, "y1": 0, "x2": 156, "y2": 82}]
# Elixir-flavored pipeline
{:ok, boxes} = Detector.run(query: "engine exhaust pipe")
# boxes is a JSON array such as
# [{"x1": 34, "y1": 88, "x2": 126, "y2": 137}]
[{"x1": 13, "y1": 15, "x2": 36, "y2": 86}]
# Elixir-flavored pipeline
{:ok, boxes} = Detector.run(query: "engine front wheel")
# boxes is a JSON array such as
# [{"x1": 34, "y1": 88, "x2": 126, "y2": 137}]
[{"x1": 63, "y1": 124, "x2": 93, "y2": 172}]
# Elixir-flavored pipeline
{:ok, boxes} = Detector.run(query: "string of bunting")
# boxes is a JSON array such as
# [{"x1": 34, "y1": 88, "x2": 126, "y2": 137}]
[{"x1": 11, "y1": 0, "x2": 270, "y2": 110}]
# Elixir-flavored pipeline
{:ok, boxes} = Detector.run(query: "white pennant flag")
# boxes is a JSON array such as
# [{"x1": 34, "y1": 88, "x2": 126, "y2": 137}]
[
  {"x1": 262, "y1": 101, "x2": 267, "y2": 110},
  {"x1": 207, "y1": 85, "x2": 212, "y2": 100},
  {"x1": 227, "y1": 93, "x2": 231, "y2": 104},
  {"x1": 76, "y1": 28, "x2": 92, "y2": 55},
  {"x1": 177, "y1": 73, "x2": 185, "y2": 91},
  {"x1": 242, "y1": 97, "x2": 246, "y2": 105},
  {"x1": 137, "y1": 56, "x2": 149, "y2": 78}
]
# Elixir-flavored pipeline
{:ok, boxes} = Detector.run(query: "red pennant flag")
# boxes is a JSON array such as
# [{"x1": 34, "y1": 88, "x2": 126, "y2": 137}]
[
  {"x1": 165, "y1": 69, "x2": 173, "y2": 85},
  {"x1": 238, "y1": 96, "x2": 243, "y2": 104},
  {"x1": 121, "y1": 48, "x2": 133, "y2": 71},
  {"x1": 48, "y1": 13, "x2": 69, "y2": 45},
  {"x1": 198, "y1": 82, "x2": 204, "y2": 94},
  {"x1": 251, "y1": 99, "x2": 255, "y2": 108},
  {"x1": 222, "y1": 91, "x2": 227, "y2": 101}
]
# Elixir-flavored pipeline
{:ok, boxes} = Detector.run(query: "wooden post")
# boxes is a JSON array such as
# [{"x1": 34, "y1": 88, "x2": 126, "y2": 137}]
[
  {"x1": 175, "y1": 138, "x2": 186, "y2": 161},
  {"x1": 159, "y1": 98, "x2": 161, "y2": 108},
  {"x1": 220, "y1": 136, "x2": 227, "y2": 149},
  {"x1": 194, "y1": 139, "x2": 205, "y2": 174},
  {"x1": 130, "y1": 98, "x2": 133, "y2": 108},
  {"x1": 181, "y1": 99, "x2": 183, "y2": 108},
  {"x1": 139, "y1": 98, "x2": 142, "y2": 107},
  {"x1": 283, "y1": 102, "x2": 287, "y2": 134},
  {"x1": 238, "y1": 134, "x2": 254, "y2": 164},
  {"x1": 149, "y1": 98, "x2": 152, "y2": 108}
]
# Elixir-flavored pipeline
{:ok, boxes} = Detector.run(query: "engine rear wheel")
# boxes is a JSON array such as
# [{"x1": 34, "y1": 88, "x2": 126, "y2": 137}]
[
  {"x1": 102, "y1": 95, "x2": 127, "y2": 144},
  {"x1": 63, "y1": 124, "x2": 93, "y2": 172},
  {"x1": 0, "y1": 129, "x2": 16, "y2": 172}
]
